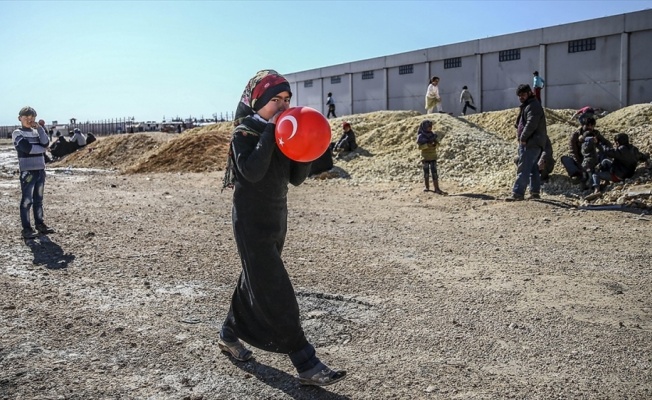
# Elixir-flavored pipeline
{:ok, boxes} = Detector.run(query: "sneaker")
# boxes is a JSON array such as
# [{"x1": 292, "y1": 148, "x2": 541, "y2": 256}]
[
  {"x1": 217, "y1": 338, "x2": 253, "y2": 362},
  {"x1": 505, "y1": 194, "x2": 525, "y2": 202},
  {"x1": 36, "y1": 223, "x2": 55, "y2": 234},
  {"x1": 297, "y1": 366, "x2": 347, "y2": 387},
  {"x1": 529, "y1": 193, "x2": 541, "y2": 199},
  {"x1": 22, "y1": 228, "x2": 38, "y2": 239}
]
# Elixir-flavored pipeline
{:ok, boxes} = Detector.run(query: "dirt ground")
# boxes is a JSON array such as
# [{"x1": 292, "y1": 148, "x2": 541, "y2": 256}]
[
  {"x1": 1, "y1": 166, "x2": 651, "y2": 399},
  {"x1": 1, "y1": 104, "x2": 651, "y2": 399}
]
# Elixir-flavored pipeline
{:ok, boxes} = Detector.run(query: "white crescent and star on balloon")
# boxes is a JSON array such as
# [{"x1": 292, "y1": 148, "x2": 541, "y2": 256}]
[{"x1": 276, "y1": 115, "x2": 298, "y2": 146}]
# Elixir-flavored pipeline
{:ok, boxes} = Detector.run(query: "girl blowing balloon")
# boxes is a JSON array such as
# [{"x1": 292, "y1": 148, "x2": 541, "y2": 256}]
[{"x1": 219, "y1": 69, "x2": 347, "y2": 386}]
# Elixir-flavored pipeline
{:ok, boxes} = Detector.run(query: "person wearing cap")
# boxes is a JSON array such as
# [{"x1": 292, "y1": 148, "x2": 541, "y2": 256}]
[
  {"x1": 70, "y1": 127, "x2": 87, "y2": 149},
  {"x1": 12, "y1": 106, "x2": 56, "y2": 239},
  {"x1": 219, "y1": 69, "x2": 346, "y2": 386},
  {"x1": 333, "y1": 121, "x2": 358, "y2": 155},
  {"x1": 589, "y1": 133, "x2": 650, "y2": 195}
]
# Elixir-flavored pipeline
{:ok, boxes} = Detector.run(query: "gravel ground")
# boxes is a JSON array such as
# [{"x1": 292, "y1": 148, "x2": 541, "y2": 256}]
[
  {"x1": 1, "y1": 165, "x2": 651, "y2": 399},
  {"x1": 1, "y1": 104, "x2": 651, "y2": 399}
]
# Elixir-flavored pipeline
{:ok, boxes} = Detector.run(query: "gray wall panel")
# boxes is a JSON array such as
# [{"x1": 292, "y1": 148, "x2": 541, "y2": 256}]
[
  {"x1": 285, "y1": 10, "x2": 652, "y2": 116},
  {"x1": 629, "y1": 79, "x2": 652, "y2": 105},
  {"x1": 630, "y1": 31, "x2": 652, "y2": 80},
  {"x1": 546, "y1": 35, "x2": 621, "y2": 85},
  {"x1": 352, "y1": 70, "x2": 386, "y2": 114}
]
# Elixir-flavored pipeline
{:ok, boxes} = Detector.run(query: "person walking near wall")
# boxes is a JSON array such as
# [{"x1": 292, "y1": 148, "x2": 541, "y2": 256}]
[
  {"x1": 326, "y1": 92, "x2": 337, "y2": 118},
  {"x1": 425, "y1": 76, "x2": 442, "y2": 114},
  {"x1": 459, "y1": 86, "x2": 477, "y2": 116},
  {"x1": 532, "y1": 71, "x2": 545, "y2": 102}
]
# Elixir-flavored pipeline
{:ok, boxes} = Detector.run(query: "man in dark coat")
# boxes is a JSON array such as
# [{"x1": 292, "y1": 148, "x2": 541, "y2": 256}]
[{"x1": 506, "y1": 84, "x2": 549, "y2": 201}]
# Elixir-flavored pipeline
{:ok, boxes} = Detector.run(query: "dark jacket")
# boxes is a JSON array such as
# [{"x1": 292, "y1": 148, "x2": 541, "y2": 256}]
[
  {"x1": 539, "y1": 137, "x2": 555, "y2": 179},
  {"x1": 515, "y1": 96, "x2": 547, "y2": 149},
  {"x1": 603, "y1": 144, "x2": 650, "y2": 180},
  {"x1": 335, "y1": 130, "x2": 357, "y2": 152},
  {"x1": 569, "y1": 128, "x2": 611, "y2": 163}
]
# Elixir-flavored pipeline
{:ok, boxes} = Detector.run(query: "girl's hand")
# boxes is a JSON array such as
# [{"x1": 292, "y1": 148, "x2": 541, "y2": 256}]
[{"x1": 269, "y1": 111, "x2": 282, "y2": 124}]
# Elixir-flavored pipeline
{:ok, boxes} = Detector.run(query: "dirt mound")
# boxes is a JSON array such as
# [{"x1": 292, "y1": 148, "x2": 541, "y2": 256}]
[
  {"x1": 52, "y1": 133, "x2": 174, "y2": 171},
  {"x1": 125, "y1": 123, "x2": 233, "y2": 174},
  {"x1": 598, "y1": 103, "x2": 652, "y2": 132},
  {"x1": 50, "y1": 104, "x2": 652, "y2": 207}
]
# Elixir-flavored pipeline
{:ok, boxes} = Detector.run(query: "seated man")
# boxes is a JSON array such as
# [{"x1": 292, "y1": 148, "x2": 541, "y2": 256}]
[
  {"x1": 333, "y1": 122, "x2": 358, "y2": 154},
  {"x1": 560, "y1": 117, "x2": 611, "y2": 182},
  {"x1": 49, "y1": 135, "x2": 77, "y2": 159},
  {"x1": 590, "y1": 133, "x2": 650, "y2": 194},
  {"x1": 69, "y1": 128, "x2": 87, "y2": 149}
]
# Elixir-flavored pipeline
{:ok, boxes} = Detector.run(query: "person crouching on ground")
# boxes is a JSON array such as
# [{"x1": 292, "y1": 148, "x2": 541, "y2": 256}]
[
  {"x1": 590, "y1": 133, "x2": 651, "y2": 195},
  {"x1": 219, "y1": 69, "x2": 346, "y2": 386},
  {"x1": 12, "y1": 106, "x2": 56, "y2": 239},
  {"x1": 416, "y1": 119, "x2": 446, "y2": 194},
  {"x1": 333, "y1": 121, "x2": 358, "y2": 156}
]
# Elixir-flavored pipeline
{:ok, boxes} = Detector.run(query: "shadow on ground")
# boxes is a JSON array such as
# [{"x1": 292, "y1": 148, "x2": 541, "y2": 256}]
[{"x1": 25, "y1": 236, "x2": 75, "y2": 269}]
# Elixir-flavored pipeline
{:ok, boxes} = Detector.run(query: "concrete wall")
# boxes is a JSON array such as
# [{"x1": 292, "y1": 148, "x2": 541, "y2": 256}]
[
  {"x1": 482, "y1": 46, "x2": 541, "y2": 111},
  {"x1": 629, "y1": 30, "x2": 652, "y2": 104},
  {"x1": 352, "y1": 69, "x2": 386, "y2": 114},
  {"x1": 285, "y1": 9, "x2": 652, "y2": 117},
  {"x1": 545, "y1": 34, "x2": 623, "y2": 110}
]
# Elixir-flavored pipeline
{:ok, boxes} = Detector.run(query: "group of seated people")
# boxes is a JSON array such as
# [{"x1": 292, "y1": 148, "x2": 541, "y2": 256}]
[
  {"x1": 560, "y1": 117, "x2": 650, "y2": 195},
  {"x1": 49, "y1": 128, "x2": 96, "y2": 160}
]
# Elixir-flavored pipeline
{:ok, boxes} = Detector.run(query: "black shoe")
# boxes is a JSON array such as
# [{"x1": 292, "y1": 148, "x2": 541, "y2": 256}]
[
  {"x1": 505, "y1": 194, "x2": 525, "y2": 202},
  {"x1": 22, "y1": 228, "x2": 38, "y2": 239},
  {"x1": 36, "y1": 223, "x2": 55, "y2": 234},
  {"x1": 529, "y1": 193, "x2": 541, "y2": 199}
]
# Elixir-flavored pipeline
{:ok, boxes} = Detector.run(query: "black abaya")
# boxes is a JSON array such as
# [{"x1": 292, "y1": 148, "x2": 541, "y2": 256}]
[{"x1": 223, "y1": 117, "x2": 312, "y2": 354}]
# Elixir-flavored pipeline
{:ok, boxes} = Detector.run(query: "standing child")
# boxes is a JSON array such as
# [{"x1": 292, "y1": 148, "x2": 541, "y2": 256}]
[
  {"x1": 425, "y1": 76, "x2": 442, "y2": 114},
  {"x1": 459, "y1": 85, "x2": 477, "y2": 116},
  {"x1": 12, "y1": 106, "x2": 55, "y2": 239},
  {"x1": 219, "y1": 70, "x2": 346, "y2": 386},
  {"x1": 416, "y1": 120, "x2": 446, "y2": 194}
]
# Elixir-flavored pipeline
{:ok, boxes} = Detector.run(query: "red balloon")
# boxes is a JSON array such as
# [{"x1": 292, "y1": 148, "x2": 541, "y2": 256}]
[{"x1": 275, "y1": 106, "x2": 332, "y2": 162}]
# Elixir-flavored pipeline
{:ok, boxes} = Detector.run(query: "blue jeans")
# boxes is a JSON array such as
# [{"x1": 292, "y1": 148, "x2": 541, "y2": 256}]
[
  {"x1": 512, "y1": 145, "x2": 542, "y2": 196},
  {"x1": 19, "y1": 169, "x2": 46, "y2": 229},
  {"x1": 591, "y1": 159, "x2": 615, "y2": 188}
]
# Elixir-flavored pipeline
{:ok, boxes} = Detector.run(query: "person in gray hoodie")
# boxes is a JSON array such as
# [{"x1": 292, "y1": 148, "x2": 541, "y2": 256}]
[{"x1": 506, "y1": 84, "x2": 549, "y2": 201}]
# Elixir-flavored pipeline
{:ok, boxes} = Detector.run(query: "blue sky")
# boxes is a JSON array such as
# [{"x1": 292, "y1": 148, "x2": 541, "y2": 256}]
[{"x1": 1, "y1": 0, "x2": 650, "y2": 126}]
